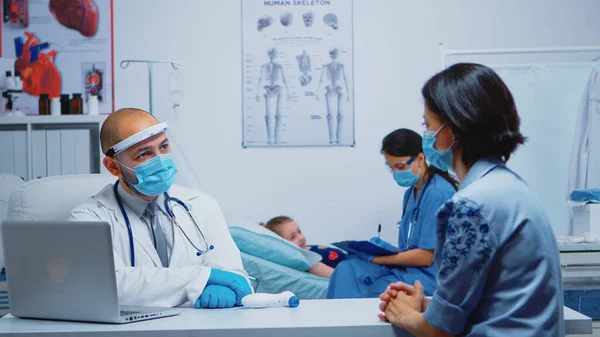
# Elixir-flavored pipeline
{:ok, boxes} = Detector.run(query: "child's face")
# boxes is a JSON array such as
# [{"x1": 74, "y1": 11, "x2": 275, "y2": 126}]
[{"x1": 277, "y1": 221, "x2": 307, "y2": 249}]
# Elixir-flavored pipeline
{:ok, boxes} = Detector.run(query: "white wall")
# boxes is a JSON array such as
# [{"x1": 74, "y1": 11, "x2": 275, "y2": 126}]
[{"x1": 113, "y1": 0, "x2": 600, "y2": 243}]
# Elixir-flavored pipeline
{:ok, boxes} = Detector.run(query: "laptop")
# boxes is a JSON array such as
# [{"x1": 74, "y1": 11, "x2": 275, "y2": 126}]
[{"x1": 1, "y1": 220, "x2": 179, "y2": 323}]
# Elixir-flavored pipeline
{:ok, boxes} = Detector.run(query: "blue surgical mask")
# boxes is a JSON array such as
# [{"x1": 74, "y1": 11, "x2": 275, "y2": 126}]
[
  {"x1": 393, "y1": 168, "x2": 420, "y2": 187},
  {"x1": 120, "y1": 154, "x2": 177, "y2": 196},
  {"x1": 422, "y1": 123, "x2": 454, "y2": 172}
]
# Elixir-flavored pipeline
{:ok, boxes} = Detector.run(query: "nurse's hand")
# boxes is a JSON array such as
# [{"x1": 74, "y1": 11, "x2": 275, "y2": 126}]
[
  {"x1": 195, "y1": 285, "x2": 236, "y2": 309},
  {"x1": 207, "y1": 269, "x2": 253, "y2": 305}
]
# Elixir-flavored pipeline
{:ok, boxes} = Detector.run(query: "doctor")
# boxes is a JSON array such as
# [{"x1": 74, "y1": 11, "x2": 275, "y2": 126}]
[{"x1": 70, "y1": 108, "x2": 252, "y2": 309}]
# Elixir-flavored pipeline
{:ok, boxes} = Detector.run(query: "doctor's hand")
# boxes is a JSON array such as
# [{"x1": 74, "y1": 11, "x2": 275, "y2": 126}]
[
  {"x1": 207, "y1": 269, "x2": 252, "y2": 305},
  {"x1": 195, "y1": 285, "x2": 236, "y2": 309},
  {"x1": 378, "y1": 281, "x2": 424, "y2": 323}
]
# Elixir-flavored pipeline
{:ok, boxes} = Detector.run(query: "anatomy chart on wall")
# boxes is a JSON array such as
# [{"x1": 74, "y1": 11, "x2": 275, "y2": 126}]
[
  {"x1": 242, "y1": 0, "x2": 354, "y2": 147},
  {"x1": 1, "y1": 0, "x2": 113, "y2": 114}
]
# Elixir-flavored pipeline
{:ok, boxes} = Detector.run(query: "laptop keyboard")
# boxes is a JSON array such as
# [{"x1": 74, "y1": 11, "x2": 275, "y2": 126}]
[{"x1": 120, "y1": 310, "x2": 141, "y2": 316}]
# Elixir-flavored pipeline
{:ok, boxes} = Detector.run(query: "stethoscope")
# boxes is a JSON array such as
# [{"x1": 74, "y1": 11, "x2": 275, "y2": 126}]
[
  {"x1": 398, "y1": 175, "x2": 432, "y2": 251},
  {"x1": 113, "y1": 180, "x2": 214, "y2": 267}
]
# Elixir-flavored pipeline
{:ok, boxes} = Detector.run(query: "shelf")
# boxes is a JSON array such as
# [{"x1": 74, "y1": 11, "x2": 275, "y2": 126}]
[
  {"x1": 559, "y1": 243, "x2": 600, "y2": 252},
  {"x1": 0, "y1": 114, "x2": 108, "y2": 125},
  {"x1": 0, "y1": 115, "x2": 106, "y2": 180}
]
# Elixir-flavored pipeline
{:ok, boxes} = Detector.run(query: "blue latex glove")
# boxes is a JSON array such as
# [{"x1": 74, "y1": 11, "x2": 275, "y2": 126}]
[
  {"x1": 207, "y1": 269, "x2": 252, "y2": 305},
  {"x1": 347, "y1": 247, "x2": 376, "y2": 262},
  {"x1": 369, "y1": 237, "x2": 397, "y2": 253},
  {"x1": 195, "y1": 285, "x2": 236, "y2": 309}
]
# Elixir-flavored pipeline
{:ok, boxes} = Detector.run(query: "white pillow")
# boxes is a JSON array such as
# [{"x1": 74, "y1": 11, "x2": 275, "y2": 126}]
[{"x1": 228, "y1": 219, "x2": 322, "y2": 268}]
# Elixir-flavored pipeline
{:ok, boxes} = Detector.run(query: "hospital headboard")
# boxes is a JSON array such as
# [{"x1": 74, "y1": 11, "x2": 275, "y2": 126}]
[{"x1": 6, "y1": 174, "x2": 116, "y2": 222}]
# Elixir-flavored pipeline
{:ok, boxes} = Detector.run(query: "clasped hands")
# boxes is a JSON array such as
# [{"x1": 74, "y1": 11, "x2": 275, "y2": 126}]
[{"x1": 378, "y1": 280, "x2": 427, "y2": 330}]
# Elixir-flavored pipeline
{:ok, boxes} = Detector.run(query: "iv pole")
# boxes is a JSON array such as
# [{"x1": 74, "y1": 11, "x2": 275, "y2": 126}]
[
  {"x1": 119, "y1": 60, "x2": 180, "y2": 116},
  {"x1": 119, "y1": 59, "x2": 201, "y2": 190}
]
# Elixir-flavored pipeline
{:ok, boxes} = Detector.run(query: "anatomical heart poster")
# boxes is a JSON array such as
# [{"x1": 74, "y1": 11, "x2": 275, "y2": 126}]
[
  {"x1": 242, "y1": 0, "x2": 355, "y2": 147},
  {"x1": 1, "y1": 0, "x2": 113, "y2": 114}
]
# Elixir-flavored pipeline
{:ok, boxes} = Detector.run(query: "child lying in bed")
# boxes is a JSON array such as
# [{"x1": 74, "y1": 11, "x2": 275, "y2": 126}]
[{"x1": 262, "y1": 215, "x2": 347, "y2": 279}]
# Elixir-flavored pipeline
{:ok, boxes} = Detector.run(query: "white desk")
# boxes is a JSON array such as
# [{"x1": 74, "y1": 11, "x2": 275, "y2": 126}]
[{"x1": 0, "y1": 299, "x2": 592, "y2": 337}]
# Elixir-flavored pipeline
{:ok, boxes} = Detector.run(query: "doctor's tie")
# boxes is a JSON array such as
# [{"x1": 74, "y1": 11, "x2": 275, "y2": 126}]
[{"x1": 146, "y1": 202, "x2": 169, "y2": 267}]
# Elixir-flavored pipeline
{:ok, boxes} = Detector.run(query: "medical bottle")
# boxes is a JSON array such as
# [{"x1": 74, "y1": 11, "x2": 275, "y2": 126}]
[
  {"x1": 4, "y1": 71, "x2": 14, "y2": 90},
  {"x1": 38, "y1": 94, "x2": 50, "y2": 115},
  {"x1": 87, "y1": 94, "x2": 99, "y2": 115},
  {"x1": 50, "y1": 98, "x2": 61, "y2": 116},
  {"x1": 70, "y1": 93, "x2": 83, "y2": 115},
  {"x1": 60, "y1": 94, "x2": 70, "y2": 115}
]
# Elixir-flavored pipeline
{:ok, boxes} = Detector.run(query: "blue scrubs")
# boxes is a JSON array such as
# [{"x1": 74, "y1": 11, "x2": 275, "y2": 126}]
[{"x1": 327, "y1": 173, "x2": 456, "y2": 299}]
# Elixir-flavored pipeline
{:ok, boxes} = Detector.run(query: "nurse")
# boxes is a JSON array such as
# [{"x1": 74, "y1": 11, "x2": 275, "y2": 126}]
[
  {"x1": 378, "y1": 63, "x2": 564, "y2": 336},
  {"x1": 326, "y1": 129, "x2": 457, "y2": 299}
]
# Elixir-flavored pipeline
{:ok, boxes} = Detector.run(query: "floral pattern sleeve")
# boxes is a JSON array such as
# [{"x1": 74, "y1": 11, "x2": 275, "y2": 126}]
[{"x1": 423, "y1": 198, "x2": 499, "y2": 334}]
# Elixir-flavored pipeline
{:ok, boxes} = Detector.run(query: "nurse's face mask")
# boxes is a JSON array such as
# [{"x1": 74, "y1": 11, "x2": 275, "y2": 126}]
[
  {"x1": 385, "y1": 154, "x2": 422, "y2": 187},
  {"x1": 106, "y1": 123, "x2": 178, "y2": 196}
]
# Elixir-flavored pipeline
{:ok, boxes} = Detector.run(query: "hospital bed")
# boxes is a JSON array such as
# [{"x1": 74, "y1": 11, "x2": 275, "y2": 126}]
[
  {"x1": 229, "y1": 221, "x2": 329, "y2": 299},
  {"x1": 241, "y1": 253, "x2": 328, "y2": 299}
]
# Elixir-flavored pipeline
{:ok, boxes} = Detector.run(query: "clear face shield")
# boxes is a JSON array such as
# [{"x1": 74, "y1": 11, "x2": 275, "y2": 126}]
[
  {"x1": 166, "y1": 126, "x2": 203, "y2": 191},
  {"x1": 161, "y1": 69, "x2": 202, "y2": 191},
  {"x1": 155, "y1": 100, "x2": 202, "y2": 192},
  {"x1": 105, "y1": 121, "x2": 202, "y2": 192}
]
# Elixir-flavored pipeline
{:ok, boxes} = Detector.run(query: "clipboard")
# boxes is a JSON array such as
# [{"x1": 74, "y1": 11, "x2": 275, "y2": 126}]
[{"x1": 331, "y1": 240, "x2": 397, "y2": 256}]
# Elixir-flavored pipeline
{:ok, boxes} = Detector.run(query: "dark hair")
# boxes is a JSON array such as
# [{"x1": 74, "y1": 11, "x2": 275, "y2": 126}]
[
  {"x1": 381, "y1": 128, "x2": 422, "y2": 157},
  {"x1": 422, "y1": 63, "x2": 526, "y2": 165},
  {"x1": 381, "y1": 129, "x2": 458, "y2": 190},
  {"x1": 262, "y1": 215, "x2": 294, "y2": 233}
]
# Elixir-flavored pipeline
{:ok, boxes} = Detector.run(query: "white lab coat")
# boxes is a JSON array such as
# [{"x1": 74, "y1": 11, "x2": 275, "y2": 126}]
[
  {"x1": 568, "y1": 67, "x2": 600, "y2": 233},
  {"x1": 69, "y1": 183, "x2": 250, "y2": 307},
  {"x1": 569, "y1": 67, "x2": 600, "y2": 191}
]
